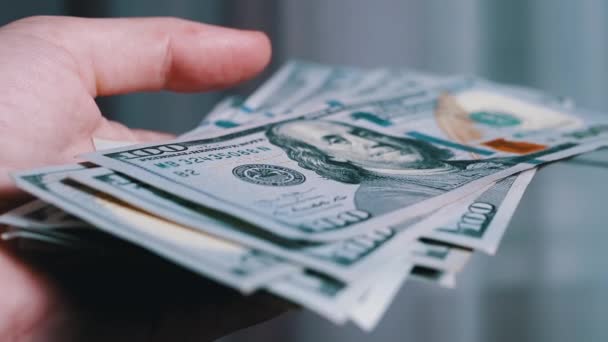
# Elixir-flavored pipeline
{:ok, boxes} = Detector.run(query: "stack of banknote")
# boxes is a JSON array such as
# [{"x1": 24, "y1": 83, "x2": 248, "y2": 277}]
[{"x1": 2, "y1": 61, "x2": 607, "y2": 331}]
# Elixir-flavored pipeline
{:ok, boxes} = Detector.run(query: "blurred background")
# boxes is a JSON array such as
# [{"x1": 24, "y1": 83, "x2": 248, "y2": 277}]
[
  {"x1": 2, "y1": 0, "x2": 605, "y2": 133},
  {"x1": 1, "y1": 1, "x2": 607, "y2": 341}
]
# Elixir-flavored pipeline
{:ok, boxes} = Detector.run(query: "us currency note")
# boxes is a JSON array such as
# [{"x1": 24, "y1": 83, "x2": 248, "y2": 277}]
[
  {"x1": 187, "y1": 100, "x2": 474, "y2": 272},
  {"x1": 240, "y1": 61, "x2": 444, "y2": 115},
  {"x1": 0, "y1": 200, "x2": 84, "y2": 229},
  {"x1": 181, "y1": 77, "x2": 579, "y2": 254},
  {"x1": 268, "y1": 256, "x2": 413, "y2": 327},
  {"x1": 194, "y1": 62, "x2": 365, "y2": 130},
  {"x1": 12, "y1": 165, "x2": 298, "y2": 293},
  {"x1": 85, "y1": 138, "x2": 428, "y2": 281},
  {"x1": 411, "y1": 266, "x2": 456, "y2": 288},
  {"x1": 1, "y1": 228, "x2": 84, "y2": 248},
  {"x1": 0, "y1": 200, "x2": 97, "y2": 250},
  {"x1": 92, "y1": 137, "x2": 510, "y2": 260},
  {"x1": 0, "y1": 221, "x2": 87, "y2": 244},
  {"x1": 69, "y1": 167, "x2": 430, "y2": 282},
  {"x1": 268, "y1": 257, "x2": 410, "y2": 325},
  {"x1": 84, "y1": 77, "x2": 608, "y2": 242},
  {"x1": 87, "y1": 132, "x2": 471, "y2": 278},
  {"x1": 411, "y1": 239, "x2": 471, "y2": 272},
  {"x1": 241, "y1": 60, "x2": 367, "y2": 115},
  {"x1": 11, "y1": 166, "x2": 417, "y2": 326},
  {"x1": 424, "y1": 170, "x2": 535, "y2": 254},
  {"x1": 199, "y1": 61, "x2": 570, "y2": 131},
  {"x1": 124, "y1": 75, "x2": 576, "y2": 257},
  {"x1": 177, "y1": 101, "x2": 532, "y2": 258},
  {"x1": 417, "y1": 107, "x2": 607, "y2": 253},
  {"x1": 267, "y1": 270, "x2": 355, "y2": 324},
  {"x1": 200, "y1": 61, "x2": 443, "y2": 130},
  {"x1": 346, "y1": 258, "x2": 454, "y2": 331},
  {"x1": 348, "y1": 259, "x2": 413, "y2": 331},
  {"x1": 181, "y1": 63, "x2": 569, "y2": 142}
]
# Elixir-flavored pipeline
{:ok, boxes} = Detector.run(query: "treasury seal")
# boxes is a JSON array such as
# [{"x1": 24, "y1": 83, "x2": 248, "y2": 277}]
[{"x1": 232, "y1": 164, "x2": 306, "y2": 186}]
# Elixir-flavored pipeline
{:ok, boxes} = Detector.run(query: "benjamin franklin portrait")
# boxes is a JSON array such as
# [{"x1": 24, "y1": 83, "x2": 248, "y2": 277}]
[{"x1": 266, "y1": 119, "x2": 510, "y2": 216}]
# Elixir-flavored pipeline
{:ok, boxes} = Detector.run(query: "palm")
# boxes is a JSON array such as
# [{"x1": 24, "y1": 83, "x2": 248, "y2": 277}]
[{"x1": 0, "y1": 18, "x2": 152, "y2": 172}]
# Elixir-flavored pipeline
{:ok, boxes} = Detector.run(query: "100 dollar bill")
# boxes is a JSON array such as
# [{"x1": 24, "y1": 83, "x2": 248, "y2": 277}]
[
  {"x1": 239, "y1": 61, "x2": 441, "y2": 117},
  {"x1": 88, "y1": 138, "x2": 461, "y2": 279},
  {"x1": 84, "y1": 77, "x2": 608, "y2": 242},
  {"x1": 184, "y1": 61, "x2": 572, "y2": 134},
  {"x1": 11, "y1": 165, "x2": 418, "y2": 328},
  {"x1": 185, "y1": 66, "x2": 577, "y2": 254},
  {"x1": 0, "y1": 199, "x2": 84, "y2": 229},
  {"x1": 425, "y1": 170, "x2": 535, "y2": 254},
  {"x1": 12, "y1": 165, "x2": 297, "y2": 293},
  {"x1": 185, "y1": 62, "x2": 444, "y2": 133},
  {"x1": 68, "y1": 167, "x2": 441, "y2": 282}
]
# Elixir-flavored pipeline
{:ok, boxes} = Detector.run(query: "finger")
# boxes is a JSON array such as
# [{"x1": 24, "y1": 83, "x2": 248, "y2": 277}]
[{"x1": 7, "y1": 16, "x2": 271, "y2": 96}]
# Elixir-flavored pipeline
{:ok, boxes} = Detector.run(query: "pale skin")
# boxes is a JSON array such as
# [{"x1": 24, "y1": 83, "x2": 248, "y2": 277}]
[{"x1": 0, "y1": 16, "x2": 288, "y2": 341}]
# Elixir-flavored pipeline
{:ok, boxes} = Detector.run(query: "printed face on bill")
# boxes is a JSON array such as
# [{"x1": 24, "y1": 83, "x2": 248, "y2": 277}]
[{"x1": 267, "y1": 119, "x2": 451, "y2": 173}]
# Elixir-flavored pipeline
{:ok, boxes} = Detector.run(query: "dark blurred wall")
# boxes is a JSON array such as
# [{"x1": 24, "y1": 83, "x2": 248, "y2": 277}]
[{"x1": 0, "y1": 1, "x2": 65, "y2": 23}]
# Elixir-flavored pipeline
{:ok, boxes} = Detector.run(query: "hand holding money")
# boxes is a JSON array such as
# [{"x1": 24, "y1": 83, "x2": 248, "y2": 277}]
[
  {"x1": 2, "y1": 15, "x2": 608, "y2": 341},
  {"x1": 0, "y1": 15, "x2": 273, "y2": 341},
  {"x1": 0, "y1": 15, "x2": 270, "y2": 212}
]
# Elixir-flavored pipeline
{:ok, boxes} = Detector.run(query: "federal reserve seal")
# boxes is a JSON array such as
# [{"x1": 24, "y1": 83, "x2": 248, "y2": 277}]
[{"x1": 232, "y1": 164, "x2": 306, "y2": 186}]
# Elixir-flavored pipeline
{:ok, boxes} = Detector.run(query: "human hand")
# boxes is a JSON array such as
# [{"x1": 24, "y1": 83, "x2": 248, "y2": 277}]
[
  {"x1": 0, "y1": 15, "x2": 270, "y2": 210},
  {"x1": 0, "y1": 16, "x2": 285, "y2": 341}
]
